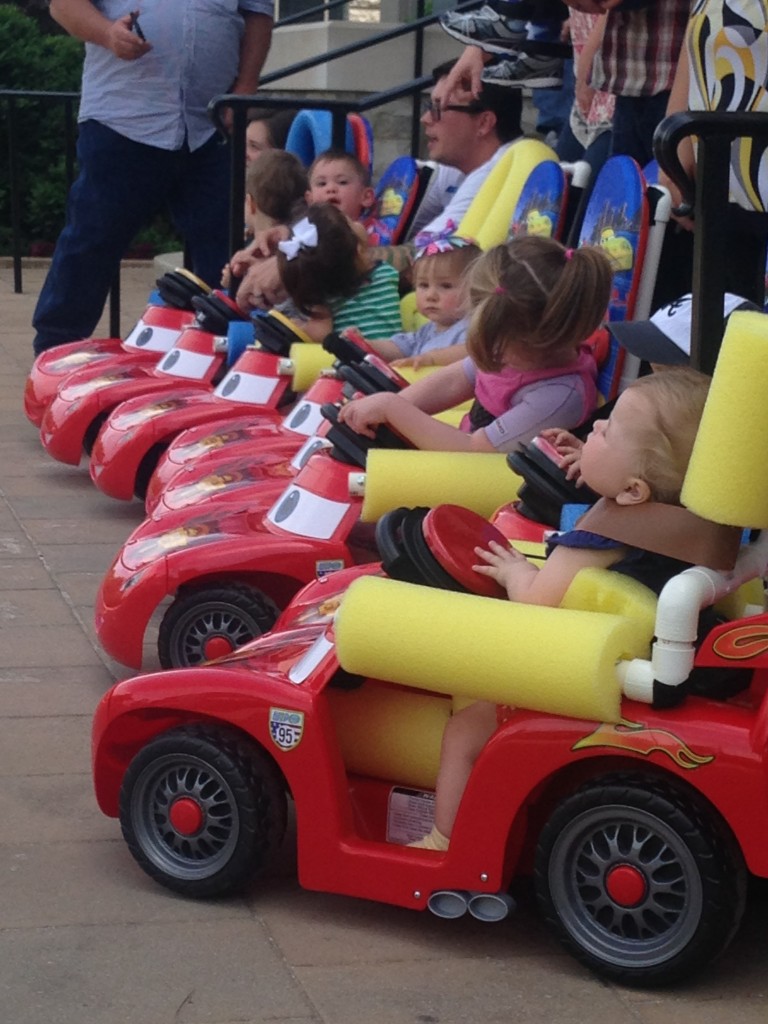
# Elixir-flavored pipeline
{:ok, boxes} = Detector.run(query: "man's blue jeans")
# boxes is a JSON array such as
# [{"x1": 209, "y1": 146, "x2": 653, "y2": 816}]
[
  {"x1": 610, "y1": 92, "x2": 671, "y2": 169},
  {"x1": 33, "y1": 120, "x2": 232, "y2": 353}
]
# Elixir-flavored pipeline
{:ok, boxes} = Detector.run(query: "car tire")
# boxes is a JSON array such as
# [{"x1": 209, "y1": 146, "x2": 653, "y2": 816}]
[
  {"x1": 134, "y1": 441, "x2": 168, "y2": 500},
  {"x1": 535, "y1": 773, "x2": 747, "y2": 987},
  {"x1": 83, "y1": 410, "x2": 110, "y2": 456},
  {"x1": 158, "y1": 582, "x2": 280, "y2": 668},
  {"x1": 120, "y1": 723, "x2": 287, "y2": 898}
]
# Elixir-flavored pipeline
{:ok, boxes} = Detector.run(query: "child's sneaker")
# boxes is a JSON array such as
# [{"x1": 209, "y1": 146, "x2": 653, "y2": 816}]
[
  {"x1": 481, "y1": 53, "x2": 564, "y2": 89},
  {"x1": 439, "y1": 4, "x2": 527, "y2": 54}
]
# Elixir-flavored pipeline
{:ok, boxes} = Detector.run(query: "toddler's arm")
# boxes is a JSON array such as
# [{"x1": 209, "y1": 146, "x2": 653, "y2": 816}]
[
  {"x1": 337, "y1": 362, "x2": 484, "y2": 450},
  {"x1": 473, "y1": 538, "x2": 623, "y2": 607},
  {"x1": 393, "y1": 344, "x2": 467, "y2": 370}
]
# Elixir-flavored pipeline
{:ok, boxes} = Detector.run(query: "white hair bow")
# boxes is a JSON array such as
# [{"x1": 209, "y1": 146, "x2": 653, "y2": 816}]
[{"x1": 277, "y1": 217, "x2": 319, "y2": 261}]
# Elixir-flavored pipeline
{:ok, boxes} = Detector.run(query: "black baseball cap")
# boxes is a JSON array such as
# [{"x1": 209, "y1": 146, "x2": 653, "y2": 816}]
[{"x1": 608, "y1": 293, "x2": 762, "y2": 365}]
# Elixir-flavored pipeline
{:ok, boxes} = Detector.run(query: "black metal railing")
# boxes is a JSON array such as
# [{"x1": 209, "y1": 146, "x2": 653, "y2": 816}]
[{"x1": 654, "y1": 110, "x2": 768, "y2": 374}]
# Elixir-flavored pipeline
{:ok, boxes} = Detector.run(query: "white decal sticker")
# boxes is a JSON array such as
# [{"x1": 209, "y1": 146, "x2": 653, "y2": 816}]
[
  {"x1": 214, "y1": 371, "x2": 279, "y2": 404},
  {"x1": 123, "y1": 321, "x2": 181, "y2": 353},
  {"x1": 387, "y1": 787, "x2": 436, "y2": 845},
  {"x1": 266, "y1": 484, "x2": 349, "y2": 539},
  {"x1": 157, "y1": 347, "x2": 216, "y2": 380}
]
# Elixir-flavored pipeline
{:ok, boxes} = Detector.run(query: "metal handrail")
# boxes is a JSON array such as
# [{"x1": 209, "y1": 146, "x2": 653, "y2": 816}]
[{"x1": 653, "y1": 110, "x2": 768, "y2": 374}]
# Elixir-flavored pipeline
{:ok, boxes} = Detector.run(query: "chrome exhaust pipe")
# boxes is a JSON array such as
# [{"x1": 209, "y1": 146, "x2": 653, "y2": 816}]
[
  {"x1": 427, "y1": 889, "x2": 470, "y2": 919},
  {"x1": 467, "y1": 891, "x2": 516, "y2": 922}
]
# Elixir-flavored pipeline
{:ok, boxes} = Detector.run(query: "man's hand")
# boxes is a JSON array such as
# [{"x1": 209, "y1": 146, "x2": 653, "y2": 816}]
[
  {"x1": 564, "y1": 0, "x2": 622, "y2": 13},
  {"x1": 107, "y1": 13, "x2": 151, "y2": 60},
  {"x1": 236, "y1": 255, "x2": 286, "y2": 311}
]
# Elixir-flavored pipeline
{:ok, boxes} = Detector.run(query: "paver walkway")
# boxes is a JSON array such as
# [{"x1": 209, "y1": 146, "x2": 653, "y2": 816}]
[{"x1": 1, "y1": 261, "x2": 767, "y2": 1024}]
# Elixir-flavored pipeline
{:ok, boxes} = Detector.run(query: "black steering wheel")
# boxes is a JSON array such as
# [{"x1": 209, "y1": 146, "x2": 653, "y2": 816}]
[
  {"x1": 320, "y1": 402, "x2": 412, "y2": 468},
  {"x1": 252, "y1": 311, "x2": 309, "y2": 356},
  {"x1": 155, "y1": 270, "x2": 211, "y2": 311},
  {"x1": 507, "y1": 438, "x2": 598, "y2": 529},
  {"x1": 191, "y1": 291, "x2": 249, "y2": 335}
]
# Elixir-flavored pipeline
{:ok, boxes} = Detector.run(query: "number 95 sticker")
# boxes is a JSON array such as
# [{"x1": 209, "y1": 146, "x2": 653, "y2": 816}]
[{"x1": 269, "y1": 708, "x2": 305, "y2": 751}]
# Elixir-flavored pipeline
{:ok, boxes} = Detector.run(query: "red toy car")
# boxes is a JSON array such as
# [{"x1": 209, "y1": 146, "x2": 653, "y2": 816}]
[
  {"x1": 144, "y1": 376, "x2": 344, "y2": 516},
  {"x1": 94, "y1": 409, "x2": 408, "y2": 669},
  {"x1": 88, "y1": 344, "x2": 299, "y2": 501},
  {"x1": 91, "y1": 510, "x2": 768, "y2": 988},
  {"x1": 38, "y1": 292, "x2": 246, "y2": 468},
  {"x1": 87, "y1": 312, "x2": 329, "y2": 502},
  {"x1": 23, "y1": 270, "x2": 209, "y2": 427},
  {"x1": 144, "y1": 337, "x2": 409, "y2": 516}
]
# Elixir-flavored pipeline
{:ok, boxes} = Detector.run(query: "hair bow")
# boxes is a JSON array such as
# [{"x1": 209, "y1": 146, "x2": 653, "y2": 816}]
[
  {"x1": 278, "y1": 217, "x2": 319, "y2": 261},
  {"x1": 412, "y1": 221, "x2": 476, "y2": 260}
]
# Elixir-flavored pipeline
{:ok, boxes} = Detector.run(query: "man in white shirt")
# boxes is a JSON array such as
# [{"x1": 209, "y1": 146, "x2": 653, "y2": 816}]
[{"x1": 236, "y1": 60, "x2": 521, "y2": 310}]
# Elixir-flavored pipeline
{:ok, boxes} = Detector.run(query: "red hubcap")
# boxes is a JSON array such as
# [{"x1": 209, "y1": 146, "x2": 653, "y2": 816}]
[
  {"x1": 169, "y1": 797, "x2": 204, "y2": 835},
  {"x1": 203, "y1": 635, "x2": 234, "y2": 660},
  {"x1": 605, "y1": 863, "x2": 647, "y2": 907}
]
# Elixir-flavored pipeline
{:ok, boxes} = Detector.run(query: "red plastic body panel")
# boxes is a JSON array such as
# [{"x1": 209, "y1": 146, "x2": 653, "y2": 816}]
[
  {"x1": 92, "y1": 562, "x2": 768, "y2": 910},
  {"x1": 145, "y1": 375, "x2": 344, "y2": 511},
  {"x1": 94, "y1": 449, "x2": 373, "y2": 668},
  {"x1": 39, "y1": 323, "x2": 226, "y2": 466},
  {"x1": 88, "y1": 349, "x2": 293, "y2": 500},
  {"x1": 23, "y1": 305, "x2": 193, "y2": 426},
  {"x1": 491, "y1": 502, "x2": 553, "y2": 544}
]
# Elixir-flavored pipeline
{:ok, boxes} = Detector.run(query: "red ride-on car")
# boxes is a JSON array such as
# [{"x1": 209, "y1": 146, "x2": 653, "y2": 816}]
[
  {"x1": 94, "y1": 407, "x2": 413, "y2": 670},
  {"x1": 144, "y1": 374, "x2": 344, "y2": 516},
  {"x1": 87, "y1": 312, "x2": 328, "y2": 502},
  {"x1": 91, "y1": 498, "x2": 768, "y2": 988},
  {"x1": 23, "y1": 270, "x2": 210, "y2": 428},
  {"x1": 38, "y1": 291, "x2": 248, "y2": 468},
  {"x1": 144, "y1": 334, "x2": 411, "y2": 517}
]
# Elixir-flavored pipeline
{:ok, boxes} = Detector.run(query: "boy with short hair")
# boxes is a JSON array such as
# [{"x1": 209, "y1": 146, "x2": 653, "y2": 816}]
[{"x1": 305, "y1": 149, "x2": 375, "y2": 223}]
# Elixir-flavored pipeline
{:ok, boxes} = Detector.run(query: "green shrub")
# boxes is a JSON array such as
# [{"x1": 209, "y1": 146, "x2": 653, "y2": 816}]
[{"x1": 0, "y1": 5, "x2": 181, "y2": 258}]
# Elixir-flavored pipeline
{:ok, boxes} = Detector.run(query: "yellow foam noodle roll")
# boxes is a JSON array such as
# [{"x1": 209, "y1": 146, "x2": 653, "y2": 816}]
[
  {"x1": 327, "y1": 683, "x2": 450, "y2": 788},
  {"x1": 288, "y1": 343, "x2": 335, "y2": 392},
  {"x1": 458, "y1": 138, "x2": 558, "y2": 250},
  {"x1": 335, "y1": 576, "x2": 653, "y2": 723},
  {"x1": 682, "y1": 312, "x2": 768, "y2": 527},
  {"x1": 560, "y1": 567, "x2": 657, "y2": 638},
  {"x1": 360, "y1": 450, "x2": 522, "y2": 522}
]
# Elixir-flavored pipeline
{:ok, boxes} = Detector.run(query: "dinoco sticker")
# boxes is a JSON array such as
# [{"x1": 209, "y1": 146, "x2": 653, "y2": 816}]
[
  {"x1": 269, "y1": 708, "x2": 305, "y2": 751},
  {"x1": 572, "y1": 718, "x2": 714, "y2": 769}
]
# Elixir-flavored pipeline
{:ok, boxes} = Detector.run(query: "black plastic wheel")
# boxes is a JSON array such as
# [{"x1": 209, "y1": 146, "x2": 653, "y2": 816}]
[
  {"x1": 83, "y1": 410, "x2": 110, "y2": 457},
  {"x1": 119, "y1": 723, "x2": 287, "y2": 897},
  {"x1": 134, "y1": 442, "x2": 168, "y2": 501},
  {"x1": 535, "y1": 774, "x2": 747, "y2": 987},
  {"x1": 158, "y1": 583, "x2": 279, "y2": 668}
]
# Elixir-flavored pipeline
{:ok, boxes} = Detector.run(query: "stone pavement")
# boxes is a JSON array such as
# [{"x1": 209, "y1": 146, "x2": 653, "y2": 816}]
[{"x1": 1, "y1": 261, "x2": 767, "y2": 1024}]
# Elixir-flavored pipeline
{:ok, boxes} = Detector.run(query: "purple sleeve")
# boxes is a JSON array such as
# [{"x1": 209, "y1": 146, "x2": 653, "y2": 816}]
[{"x1": 483, "y1": 375, "x2": 592, "y2": 453}]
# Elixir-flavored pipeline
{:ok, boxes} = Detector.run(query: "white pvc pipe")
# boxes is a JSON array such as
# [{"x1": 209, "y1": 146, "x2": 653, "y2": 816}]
[{"x1": 617, "y1": 532, "x2": 768, "y2": 703}]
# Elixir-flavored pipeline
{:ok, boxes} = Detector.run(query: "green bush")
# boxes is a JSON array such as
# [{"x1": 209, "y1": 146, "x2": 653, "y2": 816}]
[{"x1": 0, "y1": 5, "x2": 181, "y2": 257}]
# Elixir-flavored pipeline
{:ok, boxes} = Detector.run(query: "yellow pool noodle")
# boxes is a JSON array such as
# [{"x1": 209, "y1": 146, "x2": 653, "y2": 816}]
[
  {"x1": 459, "y1": 138, "x2": 558, "y2": 250},
  {"x1": 360, "y1": 450, "x2": 522, "y2": 522},
  {"x1": 335, "y1": 576, "x2": 653, "y2": 723},
  {"x1": 682, "y1": 312, "x2": 768, "y2": 527},
  {"x1": 327, "y1": 684, "x2": 450, "y2": 788},
  {"x1": 288, "y1": 343, "x2": 335, "y2": 392}
]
